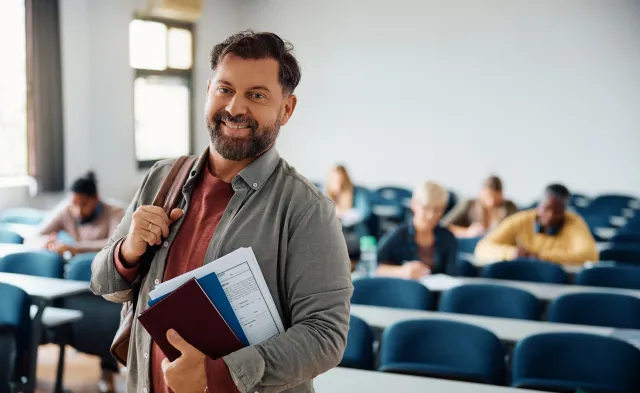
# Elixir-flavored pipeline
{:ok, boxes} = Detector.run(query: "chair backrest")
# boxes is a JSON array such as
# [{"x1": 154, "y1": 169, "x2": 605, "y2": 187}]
[
  {"x1": 65, "y1": 253, "x2": 97, "y2": 282},
  {"x1": 610, "y1": 233, "x2": 640, "y2": 246},
  {"x1": 548, "y1": 293, "x2": 640, "y2": 329},
  {"x1": 0, "y1": 283, "x2": 31, "y2": 382},
  {"x1": 0, "y1": 229, "x2": 23, "y2": 245},
  {"x1": 512, "y1": 332, "x2": 640, "y2": 393},
  {"x1": 454, "y1": 258, "x2": 479, "y2": 277},
  {"x1": 457, "y1": 236, "x2": 482, "y2": 254},
  {"x1": 0, "y1": 208, "x2": 46, "y2": 225},
  {"x1": 482, "y1": 259, "x2": 569, "y2": 284},
  {"x1": 0, "y1": 251, "x2": 64, "y2": 278},
  {"x1": 351, "y1": 277, "x2": 434, "y2": 310},
  {"x1": 375, "y1": 187, "x2": 412, "y2": 205},
  {"x1": 600, "y1": 247, "x2": 640, "y2": 264},
  {"x1": 445, "y1": 190, "x2": 457, "y2": 215},
  {"x1": 379, "y1": 319, "x2": 506, "y2": 385},
  {"x1": 575, "y1": 266, "x2": 640, "y2": 290},
  {"x1": 590, "y1": 195, "x2": 636, "y2": 212},
  {"x1": 339, "y1": 315, "x2": 374, "y2": 370},
  {"x1": 439, "y1": 284, "x2": 542, "y2": 320}
]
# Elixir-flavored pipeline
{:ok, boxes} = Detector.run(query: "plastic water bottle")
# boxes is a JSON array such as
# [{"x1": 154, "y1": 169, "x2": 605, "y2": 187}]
[{"x1": 359, "y1": 236, "x2": 378, "y2": 276}]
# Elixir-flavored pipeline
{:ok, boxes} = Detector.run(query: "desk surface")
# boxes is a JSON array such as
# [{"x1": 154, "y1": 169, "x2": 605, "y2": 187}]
[
  {"x1": 315, "y1": 367, "x2": 546, "y2": 393},
  {"x1": 351, "y1": 304, "x2": 617, "y2": 343},
  {"x1": 30, "y1": 305, "x2": 83, "y2": 328},
  {"x1": 0, "y1": 244, "x2": 38, "y2": 258},
  {"x1": 0, "y1": 273, "x2": 90, "y2": 300},
  {"x1": 421, "y1": 275, "x2": 640, "y2": 301}
]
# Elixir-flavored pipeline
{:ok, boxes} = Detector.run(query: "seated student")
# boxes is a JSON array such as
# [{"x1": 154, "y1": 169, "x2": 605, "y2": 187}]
[
  {"x1": 39, "y1": 172, "x2": 124, "y2": 392},
  {"x1": 39, "y1": 171, "x2": 125, "y2": 257},
  {"x1": 442, "y1": 175, "x2": 517, "y2": 238},
  {"x1": 377, "y1": 181, "x2": 458, "y2": 280},
  {"x1": 475, "y1": 184, "x2": 598, "y2": 265}
]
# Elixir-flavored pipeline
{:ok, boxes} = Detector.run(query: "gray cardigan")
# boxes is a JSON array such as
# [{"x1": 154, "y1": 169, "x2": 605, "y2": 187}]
[{"x1": 90, "y1": 147, "x2": 353, "y2": 393}]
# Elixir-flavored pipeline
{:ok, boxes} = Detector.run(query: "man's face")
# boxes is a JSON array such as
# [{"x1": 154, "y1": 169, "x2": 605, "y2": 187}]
[
  {"x1": 205, "y1": 54, "x2": 297, "y2": 161},
  {"x1": 480, "y1": 187, "x2": 503, "y2": 208},
  {"x1": 537, "y1": 193, "x2": 566, "y2": 229},
  {"x1": 70, "y1": 193, "x2": 99, "y2": 221}
]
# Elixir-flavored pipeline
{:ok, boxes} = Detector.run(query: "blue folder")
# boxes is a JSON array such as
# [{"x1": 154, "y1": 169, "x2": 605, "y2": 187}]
[{"x1": 148, "y1": 273, "x2": 249, "y2": 347}]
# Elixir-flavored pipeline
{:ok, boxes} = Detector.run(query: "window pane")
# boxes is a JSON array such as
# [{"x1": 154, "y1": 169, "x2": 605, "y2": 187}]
[
  {"x1": 0, "y1": 0, "x2": 27, "y2": 177},
  {"x1": 168, "y1": 28, "x2": 192, "y2": 70},
  {"x1": 129, "y1": 19, "x2": 167, "y2": 70},
  {"x1": 134, "y1": 76, "x2": 190, "y2": 161}
]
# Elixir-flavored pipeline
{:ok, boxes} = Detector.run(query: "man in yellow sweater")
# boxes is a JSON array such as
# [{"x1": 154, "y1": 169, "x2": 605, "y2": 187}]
[{"x1": 475, "y1": 184, "x2": 598, "y2": 266}]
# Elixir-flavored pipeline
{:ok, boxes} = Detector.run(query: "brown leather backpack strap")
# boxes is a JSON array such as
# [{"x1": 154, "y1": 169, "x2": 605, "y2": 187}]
[
  {"x1": 152, "y1": 156, "x2": 190, "y2": 212},
  {"x1": 162, "y1": 155, "x2": 198, "y2": 214}
]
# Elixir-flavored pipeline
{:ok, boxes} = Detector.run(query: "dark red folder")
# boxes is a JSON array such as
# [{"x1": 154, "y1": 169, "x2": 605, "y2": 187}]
[{"x1": 137, "y1": 278, "x2": 243, "y2": 362}]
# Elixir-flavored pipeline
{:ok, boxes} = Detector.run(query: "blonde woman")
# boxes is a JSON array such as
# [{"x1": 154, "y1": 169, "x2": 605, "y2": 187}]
[
  {"x1": 377, "y1": 181, "x2": 458, "y2": 280},
  {"x1": 325, "y1": 165, "x2": 371, "y2": 236}
]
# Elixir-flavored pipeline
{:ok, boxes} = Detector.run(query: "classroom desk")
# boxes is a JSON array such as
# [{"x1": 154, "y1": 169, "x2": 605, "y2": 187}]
[
  {"x1": 0, "y1": 273, "x2": 90, "y2": 393},
  {"x1": 315, "y1": 367, "x2": 547, "y2": 393},
  {"x1": 420, "y1": 275, "x2": 640, "y2": 301},
  {"x1": 1, "y1": 223, "x2": 41, "y2": 239},
  {"x1": 350, "y1": 304, "x2": 617, "y2": 343},
  {"x1": 0, "y1": 243, "x2": 38, "y2": 258}
]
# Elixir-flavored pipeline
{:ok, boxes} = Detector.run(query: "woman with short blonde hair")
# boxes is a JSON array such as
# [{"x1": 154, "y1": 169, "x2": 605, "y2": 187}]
[{"x1": 377, "y1": 181, "x2": 458, "y2": 280}]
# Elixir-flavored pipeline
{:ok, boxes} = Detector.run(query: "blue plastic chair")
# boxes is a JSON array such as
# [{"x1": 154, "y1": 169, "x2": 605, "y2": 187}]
[
  {"x1": 0, "y1": 283, "x2": 31, "y2": 390},
  {"x1": 439, "y1": 284, "x2": 542, "y2": 320},
  {"x1": 548, "y1": 293, "x2": 640, "y2": 329},
  {"x1": 445, "y1": 190, "x2": 458, "y2": 216},
  {"x1": 0, "y1": 229, "x2": 23, "y2": 245},
  {"x1": 0, "y1": 251, "x2": 64, "y2": 278},
  {"x1": 379, "y1": 319, "x2": 507, "y2": 385},
  {"x1": 62, "y1": 253, "x2": 121, "y2": 370},
  {"x1": 610, "y1": 233, "x2": 640, "y2": 247},
  {"x1": 374, "y1": 187, "x2": 412, "y2": 220},
  {"x1": 512, "y1": 332, "x2": 640, "y2": 393},
  {"x1": 482, "y1": 259, "x2": 569, "y2": 284},
  {"x1": 351, "y1": 277, "x2": 434, "y2": 310},
  {"x1": 454, "y1": 258, "x2": 479, "y2": 277},
  {"x1": 456, "y1": 236, "x2": 482, "y2": 254},
  {"x1": 600, "y1": 247, "x2": 640, "y2": 264},
  {"x1": 340, "y1": 315, "x2": 374, "y2": 370},
  {"x1": 589, "y1": 195, "x2": 636, "y2": 216},
  {"x1": 65, "y1": 253, "x2": 96, "y2": 281},
  {"x1": 576, "y1": 266, "x2": 640, "y2": 290},
  {"x1": 0, "y1": 208, "x2": 46, "y2": 226}
]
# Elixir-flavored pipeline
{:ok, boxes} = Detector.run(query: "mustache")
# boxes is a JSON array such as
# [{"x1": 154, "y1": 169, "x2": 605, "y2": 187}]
[{"x1": 213, "y1": 110, "x2": 258, "y2": 130}]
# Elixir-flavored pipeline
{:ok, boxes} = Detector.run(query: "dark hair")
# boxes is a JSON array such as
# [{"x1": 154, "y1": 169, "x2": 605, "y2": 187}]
[
  {"x1": 210, "y1": 30, "x2": 301, "y2": 94},
  {"x1": 71, "y1": 171, "x2": 98, "y2": 197},
  {"x1": 483, "y1": 175, "x2": 503, "y2": 192},
  {"x1": 545, "y1": 183, "x2": 570, "y2": 200}
]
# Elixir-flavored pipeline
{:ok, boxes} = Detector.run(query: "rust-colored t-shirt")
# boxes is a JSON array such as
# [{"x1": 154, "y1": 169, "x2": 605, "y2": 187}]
[{"x1": 115, "y1": 165, "x2": 240, "y2": 393}]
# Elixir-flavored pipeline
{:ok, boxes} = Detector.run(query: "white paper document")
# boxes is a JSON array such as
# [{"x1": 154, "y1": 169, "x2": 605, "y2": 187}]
[
  {"x1": 148, "y1": 247, "x2": 285, "y2": 345},
  {"x1": 420, "y1": 274, "x2": 463, "y2": 292}
]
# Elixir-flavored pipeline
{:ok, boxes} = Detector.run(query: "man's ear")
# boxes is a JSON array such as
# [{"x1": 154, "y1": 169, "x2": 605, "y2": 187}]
[
  {"x1": 206, "y1": 79, "x2": 211, "y2": 96},
  {"x1": 280, "y1": 94, "x2": 297, "y2": 126}
]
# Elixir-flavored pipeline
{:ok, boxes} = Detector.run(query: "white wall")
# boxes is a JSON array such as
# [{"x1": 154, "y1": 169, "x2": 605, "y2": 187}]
[
  {"x1": 58, "y1": 0, "x2": 239, "y2": 203},
  {"x1": 239, "y1": 0, "x2": 640, "y2": 204}
]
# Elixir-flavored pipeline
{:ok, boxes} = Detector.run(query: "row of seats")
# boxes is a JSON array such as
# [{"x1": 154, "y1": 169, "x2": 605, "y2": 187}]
[
  {"x1": 352, "y1": 277, "x2": 640, "y2": 328},
  {"x1": 342, "y1": 316, "x2": 640, "y2": 392},
  {"x1": 460, "y1": 258, "x2": 640, "y2": 289}
]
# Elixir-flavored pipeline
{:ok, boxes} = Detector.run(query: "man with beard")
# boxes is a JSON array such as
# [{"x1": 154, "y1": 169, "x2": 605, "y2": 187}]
[{"x1": 90, "y1": 31, "x2": 352, "y2": 393}]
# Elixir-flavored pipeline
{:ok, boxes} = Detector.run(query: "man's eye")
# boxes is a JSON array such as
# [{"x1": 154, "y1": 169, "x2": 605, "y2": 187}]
[
  {"x1": 250, "y1": 93, "x2": 265, "y2": 100},
  {"x1": 217, "y1": 87, "x2": 231, "y2": 94}
]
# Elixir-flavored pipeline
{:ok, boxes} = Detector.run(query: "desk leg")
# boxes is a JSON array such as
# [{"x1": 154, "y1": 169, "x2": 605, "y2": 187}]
[
  {"x1": 26, "y1": 299, "x2": 48, "y2": 393},
  {"x1": 53, "y1": 341, "x2": 65, "y2": 393}
]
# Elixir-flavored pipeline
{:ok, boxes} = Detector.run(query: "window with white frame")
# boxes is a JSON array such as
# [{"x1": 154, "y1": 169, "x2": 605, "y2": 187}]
[{"x1": 129, "y1": 18, "x2": 194, "y2": 168}]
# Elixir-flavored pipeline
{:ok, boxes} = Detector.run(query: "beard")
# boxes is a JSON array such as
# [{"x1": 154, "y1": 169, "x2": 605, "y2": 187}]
[{"x1": 206, "y1": 109, "x2": 281, "y2": 161}]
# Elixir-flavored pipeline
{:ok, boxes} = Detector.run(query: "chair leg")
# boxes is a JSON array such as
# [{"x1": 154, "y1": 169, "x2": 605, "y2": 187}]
[{"x1": 53, "y1": 342, "x2": 65, "y2": 393}]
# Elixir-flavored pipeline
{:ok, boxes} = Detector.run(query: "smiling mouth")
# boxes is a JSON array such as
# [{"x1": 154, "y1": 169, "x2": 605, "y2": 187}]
[{"x1": 222, "y1": 120, "x2": 251, "y2": 130}]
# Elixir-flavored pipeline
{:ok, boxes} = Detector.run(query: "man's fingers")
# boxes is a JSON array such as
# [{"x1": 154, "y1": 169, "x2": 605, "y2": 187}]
[
  {"x1": 169, "y1": 208, "x2": 184, "y2": 223},
  {"x1": 140, "y1": 206, "x2": 171, "y2": 224},
  {"x1": 140, "y1": 213, "x2": 171, "y2": 236},
  {"x1": 138, "y1": 230, "x2": 158, "y2": 246},
  {"x1": 166, "y1": 329, "x2": 194, "y2": 355},
  {"x1": 161, "y1": 358, "x2": 171, "y2": 373}
]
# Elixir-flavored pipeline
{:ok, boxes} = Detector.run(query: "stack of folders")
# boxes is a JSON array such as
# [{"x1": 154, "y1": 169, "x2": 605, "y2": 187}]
[{"x1": 138, "y1": 247, "x2": 285, "y2": 361}]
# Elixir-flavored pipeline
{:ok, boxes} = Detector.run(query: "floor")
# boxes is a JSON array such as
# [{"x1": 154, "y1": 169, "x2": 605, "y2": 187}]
[{"x1": 35, "y1": 345, "x2": 125, "y2": 393}]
